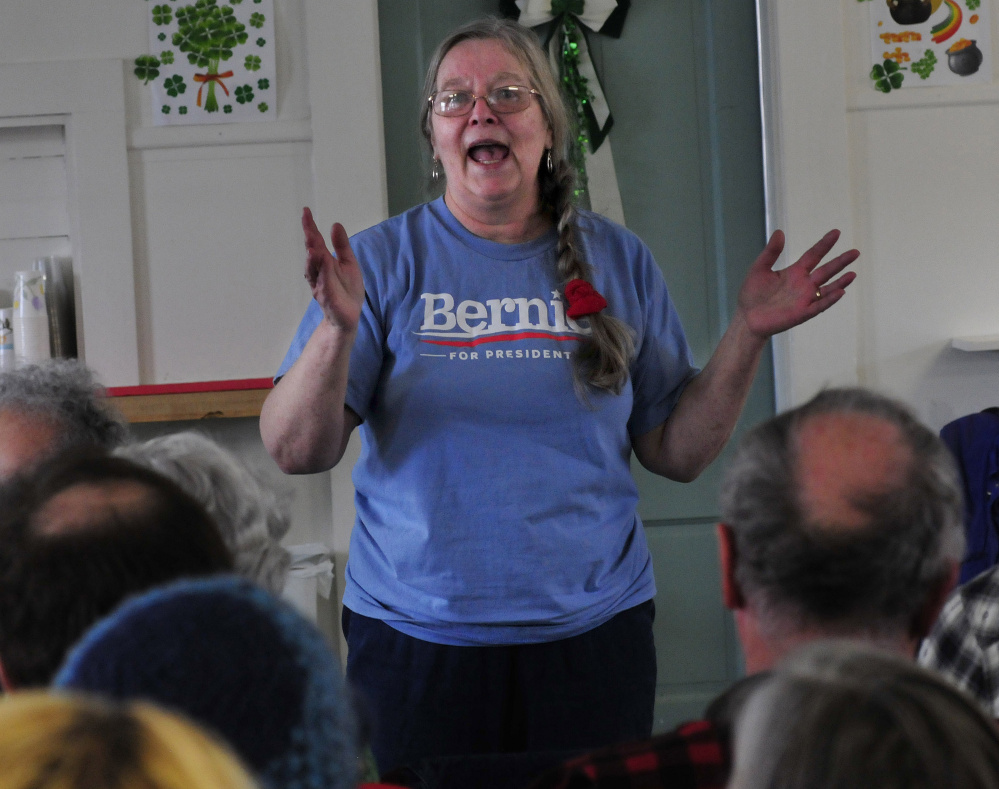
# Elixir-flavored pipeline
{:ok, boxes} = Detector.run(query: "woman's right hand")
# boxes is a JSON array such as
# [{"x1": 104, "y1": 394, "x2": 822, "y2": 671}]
[{"x1": 303, "y1": 207, "x2": 365, "y2": 333}]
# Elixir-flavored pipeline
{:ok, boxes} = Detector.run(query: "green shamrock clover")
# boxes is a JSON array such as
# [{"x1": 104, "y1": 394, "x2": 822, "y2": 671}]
[
  {"x1": 152, "y1": 4, "x2": 173, "y2": 24},
  {"x1": 257, "y1": 102, "x2": 268, "y2": 112},
  {"x1": 245, "y1": 55, "x2": 261, "y2": 71},
  {"x1": 160, "y1": 50, "x2": 175, "y2": 64},
  {"x1": 249, "y1": 12, "x2": 265, "y2": 28},
  {"x1": 235, "y1": 84, "x2": 254, "y2": 104},
  {"x1": 257, "y1": 78, "x2": 269, "y2": 90},
  {"x1": 911, "y1": 50, "x2": 937, "y2": 80},
  {"x1": 134, "y1": 55, "x2": 161, "y2": 84},
  {"x1": 871, "y1": 59, "x2": 904, "y2": 93},
  {"x1": 164, "y1": 74, "x2": 187, "y2": 97}
]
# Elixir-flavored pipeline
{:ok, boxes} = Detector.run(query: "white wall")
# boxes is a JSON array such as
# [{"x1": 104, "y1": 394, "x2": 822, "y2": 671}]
[
  {"x1": 0, "y1": 0, "x2": 386, "y2": 385},
  {"x1": 764, "y1": 0, "x2": 999, "y2": 430},
  {"x1": 0, "y1": 0, "x2": 386, "y2": 648}
]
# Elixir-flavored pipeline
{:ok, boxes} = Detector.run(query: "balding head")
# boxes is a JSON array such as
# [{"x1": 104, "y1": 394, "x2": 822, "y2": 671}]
[
  {"x1": 718, "y1": 388, "x2": 963, "y2": 668},
  {"x1": 795, "y1": 410, "x2": 911, "y2": 531},
  {"x1": 32, "y1": 480, "x2": 158, "y2": 537},
  {"x1": 0, "y1": 450, "x2": 232, "y2": 688}
]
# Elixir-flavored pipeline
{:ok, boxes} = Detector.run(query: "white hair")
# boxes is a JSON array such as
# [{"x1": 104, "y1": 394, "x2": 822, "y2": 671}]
[{"x1": 115, "y1": 432, "x2": 291, "y2": 593}]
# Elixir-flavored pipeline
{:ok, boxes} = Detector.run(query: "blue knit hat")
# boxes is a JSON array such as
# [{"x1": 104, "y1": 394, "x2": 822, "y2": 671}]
[{"x1": 53, "y1": 576, "x2": 358, "y2": 789}]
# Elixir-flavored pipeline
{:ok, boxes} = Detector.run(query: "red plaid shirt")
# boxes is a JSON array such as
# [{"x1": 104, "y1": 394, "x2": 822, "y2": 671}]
[{"x1": 526, "y1": 719, "x2": 730, "y2": 789}]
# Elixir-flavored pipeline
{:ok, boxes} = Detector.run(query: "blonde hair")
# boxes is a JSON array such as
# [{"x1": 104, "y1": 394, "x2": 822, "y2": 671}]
[
  {"x1": 0, "y1": 692, "x2": 258, "y2": 789},
  {"x1": 420, "y1": 18, "x2": 634, "y2": 395}
]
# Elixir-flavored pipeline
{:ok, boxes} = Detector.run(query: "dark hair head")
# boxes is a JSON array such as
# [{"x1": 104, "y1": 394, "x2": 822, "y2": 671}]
[
  {"x1": 720, "y1": 387, "x2": 963, "y2": 640},
  {"x1": 731, "y1": 641, "x2": 999, "y2": 789},
  {"x1": 0, "y1": 360, "x2": 127, "y2": 452},
  {"x1": 0, "y1": 449, "x2": 233, "y2": 687},
  {"x1": 419, "y1": 17, "x2": 634, "y2": 395}
]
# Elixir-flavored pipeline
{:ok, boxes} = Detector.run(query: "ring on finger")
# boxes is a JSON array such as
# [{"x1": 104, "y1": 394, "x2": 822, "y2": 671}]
[{"x1": 814, "y1": 288, "x2": 822, "y2": 300}]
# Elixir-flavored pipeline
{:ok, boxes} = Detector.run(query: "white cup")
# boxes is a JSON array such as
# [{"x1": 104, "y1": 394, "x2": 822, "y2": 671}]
[
  {"x1": 13, "y1": 314, "x2": 51, "y2": 365},
  {"x1": 0, "y1": 308, "x2": 13, "y2": 371},
  {"x1": 13, "y1": 270, "x2": 47, "y2": 317}
]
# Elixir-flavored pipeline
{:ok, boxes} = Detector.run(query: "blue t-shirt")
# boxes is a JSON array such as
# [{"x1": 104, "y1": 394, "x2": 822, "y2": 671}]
[{"x1": 276, "y1": 198, "x2": 697, "y2": 645}]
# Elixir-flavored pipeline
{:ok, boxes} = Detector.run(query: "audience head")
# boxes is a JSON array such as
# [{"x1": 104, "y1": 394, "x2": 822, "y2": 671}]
[
  {"x1": 730, "y1": 640, "x2": 999, "y2": 789},
  {"x1": 718, "y1": 387, "x2": 963, "y2": 669},
  {"x1": 0, "y1": 691, "x2": 257, "y2": 789},
  {"x1": 115, "y1": 432, "x2": 291, "y2": 593},
  {"x1": 54, "y1": 576, "x2": 360, "y2": 789},
  {"x1": 0, "y1": 360, "x2": 127, "y2": 479},
  {"x1": 0, "y1": 449, "x2": 233, "y2": 688}
]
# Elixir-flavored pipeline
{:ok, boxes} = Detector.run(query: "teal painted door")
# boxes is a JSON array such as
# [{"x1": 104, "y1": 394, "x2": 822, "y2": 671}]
[{"x1": 377, "y1": 0, "x2": 772, "y2": 732}]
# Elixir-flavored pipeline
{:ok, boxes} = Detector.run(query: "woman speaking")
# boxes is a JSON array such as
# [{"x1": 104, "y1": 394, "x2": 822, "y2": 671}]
[{"x1": 260, "y1": 16, "x2": 857, "y2": 773}]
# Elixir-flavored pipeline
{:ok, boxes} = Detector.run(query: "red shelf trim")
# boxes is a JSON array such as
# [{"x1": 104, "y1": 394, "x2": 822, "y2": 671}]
[{"x1": 106, "y1": 378, "x2": 274, "y2": 397}]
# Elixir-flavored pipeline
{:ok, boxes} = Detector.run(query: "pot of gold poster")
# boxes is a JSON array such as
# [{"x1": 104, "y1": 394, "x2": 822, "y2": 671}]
[{"x1": 867, "y1": 0, "x2": 991, "y2": 90}]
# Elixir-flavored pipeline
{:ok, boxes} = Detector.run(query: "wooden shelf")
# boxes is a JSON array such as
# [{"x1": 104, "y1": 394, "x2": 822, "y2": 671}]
[
  {"x1": 106, "y1": 378, "x2": 273, "y2": 423},
  {"x1": 952, "y1": 335, "x2": 999, "y2": 352}
]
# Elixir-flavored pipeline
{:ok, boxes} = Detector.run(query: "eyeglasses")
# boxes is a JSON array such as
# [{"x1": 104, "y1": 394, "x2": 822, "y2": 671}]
[{"x1": 428, "y1": 85, "x2": 541, "y2": 117}]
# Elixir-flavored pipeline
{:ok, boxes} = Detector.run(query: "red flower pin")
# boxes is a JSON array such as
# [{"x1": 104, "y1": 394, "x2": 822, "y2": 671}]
[{"x1": 564, "y1": 279, "x2": 608, "y2": 319}]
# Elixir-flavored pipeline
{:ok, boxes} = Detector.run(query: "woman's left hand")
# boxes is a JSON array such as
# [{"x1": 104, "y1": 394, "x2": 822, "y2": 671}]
[
  {"x1": 636, "y1": 229, "x2": 857, "y2": 481},
  {"x1": 737, "y1": 229, "x2": 858, "y2": 339}
]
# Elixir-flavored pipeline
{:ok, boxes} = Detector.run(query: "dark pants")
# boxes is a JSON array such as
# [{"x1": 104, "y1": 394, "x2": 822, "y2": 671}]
[{"x1": 343, "y1": 601, "x2": 657, "y2": 775}]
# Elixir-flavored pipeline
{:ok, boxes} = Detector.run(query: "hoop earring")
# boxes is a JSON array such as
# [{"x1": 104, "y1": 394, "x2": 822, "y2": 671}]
[
  {"x1": 432, "y1": 157, "x2": 442, "y2": 182},
  {"x1": 546, "y1": 149, "x2": 553, "y2": 173}
]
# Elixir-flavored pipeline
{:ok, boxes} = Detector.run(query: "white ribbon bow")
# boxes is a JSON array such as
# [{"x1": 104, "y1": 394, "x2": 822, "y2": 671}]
[
  {"x1": 515, "y1": 0, "x2": 616, "y2": 145},
  {"x1": 514, "y1": 0, "x2": 626, "y2": 225},
  {"x1": 515, "y1": 0, "x2": 619, "y2": 32}
]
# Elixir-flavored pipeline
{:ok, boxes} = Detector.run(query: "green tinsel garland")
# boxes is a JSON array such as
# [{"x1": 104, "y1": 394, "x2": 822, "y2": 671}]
[{"x1": 557, "y1": 14, "x2": 594, "y2": 205}]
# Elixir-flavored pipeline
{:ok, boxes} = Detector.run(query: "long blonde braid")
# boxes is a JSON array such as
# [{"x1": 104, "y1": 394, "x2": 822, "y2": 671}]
[{"x1": 541, "y1": 157, "x2": 634, "y2": 395}]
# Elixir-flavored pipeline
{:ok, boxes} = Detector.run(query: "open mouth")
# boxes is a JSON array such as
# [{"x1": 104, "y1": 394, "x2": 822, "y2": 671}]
[{"x1": 468, "y1": 143, "x2": 510, "y2": 164}]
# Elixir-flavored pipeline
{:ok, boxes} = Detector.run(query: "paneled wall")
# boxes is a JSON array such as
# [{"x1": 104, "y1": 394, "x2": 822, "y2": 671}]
[
  {"x1": 0, "y1": 1, "x2": 387, "y2": 636},
  {"x1": 0, "y1": 0, "x2": 386, "y2": 386}
]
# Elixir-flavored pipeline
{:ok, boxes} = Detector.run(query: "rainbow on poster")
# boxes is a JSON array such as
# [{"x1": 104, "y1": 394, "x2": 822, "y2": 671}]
[{"x1": 932, "y1": 0, "x2": 962, "y2": 44}]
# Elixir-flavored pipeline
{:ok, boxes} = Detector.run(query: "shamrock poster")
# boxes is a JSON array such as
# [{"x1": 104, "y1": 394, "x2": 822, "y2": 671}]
[
  {"x1": 867, "y1": 0, "x2": 991, "y2": 91},
  {"x1": 135, "y1": 0, "x2": 277, "y2": 125}
]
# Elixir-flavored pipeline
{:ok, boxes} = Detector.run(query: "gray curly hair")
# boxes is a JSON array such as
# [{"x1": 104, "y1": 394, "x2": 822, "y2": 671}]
[
  {"x1": 115, "y1": 432, "x2": 291, "y2": 594},
  {"x1": 0, "y1": 359, "x2": 128, "y2": 450},
  {"x1": 720, "y1": 387, "x2": 964, "y2": 642}
]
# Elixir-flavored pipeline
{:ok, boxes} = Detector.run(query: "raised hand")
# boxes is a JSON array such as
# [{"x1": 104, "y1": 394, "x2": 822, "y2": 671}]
[
  {"x1": 302, "y1": 207, "x2": 365, "y2": 334},
  {"x1": 737, "y1": 229, "x2": 859, "y2": 339}
]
